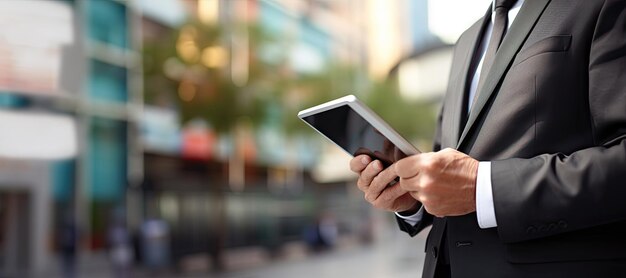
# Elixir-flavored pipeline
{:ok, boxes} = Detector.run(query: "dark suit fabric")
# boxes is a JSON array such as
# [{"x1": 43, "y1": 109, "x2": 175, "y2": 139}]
[{"x1": 397, "y1": 0, "x2": 626, "y2": 277}]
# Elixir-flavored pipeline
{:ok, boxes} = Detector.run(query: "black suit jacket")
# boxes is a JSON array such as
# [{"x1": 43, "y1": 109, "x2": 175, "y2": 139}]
[{"x1": 397, "y1": 1, "x2": 626, "y2": 277}]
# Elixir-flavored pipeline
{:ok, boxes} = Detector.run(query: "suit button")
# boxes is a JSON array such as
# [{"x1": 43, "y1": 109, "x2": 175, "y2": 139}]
[
  {"x1": 558, "y1": 220, "x2": 568, "y2": 229},
  {"x1": 526, "y1": 226, "x2": 536, "y2": 234},
  {"x1": 432, "y1": 246, "x2": 438, "y2": 258},
  {"x1": 456, "y1": 241, "x2": 473, "y2": 248},
  {"x1": 548, "y1": 223, "x2": 557, "y2": 231}
]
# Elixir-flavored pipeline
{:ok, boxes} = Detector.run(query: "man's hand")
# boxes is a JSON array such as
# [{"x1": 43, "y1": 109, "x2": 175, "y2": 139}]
[
  {"x1": 395, "y1": 148, "x2": 479, "y2": 217},
  {"x1": 349, "y1": 155, "x2": 419, "y2": 213}
]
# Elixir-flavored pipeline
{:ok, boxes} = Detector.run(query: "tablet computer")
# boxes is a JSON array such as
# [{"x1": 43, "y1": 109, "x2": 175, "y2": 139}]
[{"x1": 298, "y1": 95, "x2": 420, "y2": 167}]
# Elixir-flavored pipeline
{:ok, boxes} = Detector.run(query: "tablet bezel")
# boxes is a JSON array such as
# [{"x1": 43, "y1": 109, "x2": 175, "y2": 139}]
[{"x1": 297, "y1": 95, "x2": 420, "y2": 157}]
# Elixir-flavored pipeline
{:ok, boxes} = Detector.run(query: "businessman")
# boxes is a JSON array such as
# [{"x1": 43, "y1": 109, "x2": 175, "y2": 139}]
[{"x1": 350, "y1": 0, "x2": 626, "y2": 277}]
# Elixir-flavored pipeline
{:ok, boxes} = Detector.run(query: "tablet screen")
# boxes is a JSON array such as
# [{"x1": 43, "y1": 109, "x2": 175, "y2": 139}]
[{"x1": 301, "y1": 104, "x2": 406, "y2": 167}]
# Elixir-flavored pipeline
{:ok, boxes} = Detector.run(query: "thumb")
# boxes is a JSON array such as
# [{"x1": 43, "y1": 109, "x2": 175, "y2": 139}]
[{"x1": 395, "y1": 155, "x2": 420, "y2": 179}]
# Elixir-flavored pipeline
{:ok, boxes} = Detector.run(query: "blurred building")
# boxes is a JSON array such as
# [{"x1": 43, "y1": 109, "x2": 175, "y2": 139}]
[
  {"x1": 138, "y1": 0, "x2": 378, "y2": 272},
  {"x1": 0, "y1": 0, "x2": 491, "y2": 276},
  {"x1": 135, "y1": 0, "x2": 473, "y2": 274},
  {"x1": 0, "y1": 0, "x2": 142, "y2": 276}
]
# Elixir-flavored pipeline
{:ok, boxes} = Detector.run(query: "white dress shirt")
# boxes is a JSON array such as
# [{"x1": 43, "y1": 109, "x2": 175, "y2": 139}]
[{"x1": 396, "y1": 0, "x2": 525, "y2": 228}]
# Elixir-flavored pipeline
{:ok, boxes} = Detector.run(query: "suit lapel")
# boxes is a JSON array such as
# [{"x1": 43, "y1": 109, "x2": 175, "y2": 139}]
[
  {"x1": 446, "y1": 7, "x2": 492, "y2": 148},
  {"x1": 456, "y1": 0, "x2": 551, "y2": 149}
]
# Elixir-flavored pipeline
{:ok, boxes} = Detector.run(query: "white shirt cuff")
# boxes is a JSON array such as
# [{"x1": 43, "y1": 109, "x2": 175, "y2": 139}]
[
  {"x1": 476, "y1": 161, "x2": 498, "y2": 228},
  {"x1": 395, "y1": 206, "x2": 425, "y2": 226}
]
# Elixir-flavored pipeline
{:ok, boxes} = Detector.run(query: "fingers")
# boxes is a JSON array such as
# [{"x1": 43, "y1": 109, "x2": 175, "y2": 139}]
[
  {"x1": 356, "y1": 160, "x2": 383, "y2": 191},
  {"x1": 350, "y1": 155, "x2": 371, "y2": 173},
  {"x1": 371, "y1": 181, "x2": 407, "y2": 207},
  {"x1": 364, "y1": 166, "x2": 399, "y2": 203}
]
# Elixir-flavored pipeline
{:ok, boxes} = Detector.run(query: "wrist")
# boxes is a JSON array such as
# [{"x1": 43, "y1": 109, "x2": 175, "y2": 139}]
[
  {"x1": 396, "y1": 202, "x2": 420, "y2": 216},
  {"x1": 467, "y1": 159, "x2": 479, "y2": 212}
]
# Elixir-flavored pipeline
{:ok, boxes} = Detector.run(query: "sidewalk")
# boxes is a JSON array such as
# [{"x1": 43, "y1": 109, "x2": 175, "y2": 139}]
[
  {"x1": 44, "y1": 219, "x2": 428, "y2": 278},
  {"x1": 213, "y1": 223, "x2": 428, "y2": 278}
]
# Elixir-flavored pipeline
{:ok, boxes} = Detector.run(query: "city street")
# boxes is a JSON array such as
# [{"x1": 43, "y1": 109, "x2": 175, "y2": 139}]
[
  {"x1": 215, "y1": 229, "x2": 427, "y2": 278},
  {"x1": 45, "y1": 218, "x2": 428, "y2": 278}
]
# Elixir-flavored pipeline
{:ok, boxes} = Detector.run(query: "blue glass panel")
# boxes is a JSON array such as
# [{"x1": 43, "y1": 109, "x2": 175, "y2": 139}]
[
  {"x1": 259, "y1": 1, "x2": 290, "y2": 34},
  {"x1": 299, "y1": 21, "x2": 330, "y2": 58},
  {"x1": 52, "y1": 159, "x2": 76, "y2": 202},
  {"x1": 59, "y1": 0, "x2": 75, "y2": 6},
  {"x1": 0, "y1": 93, "x2": 28, "y2": 108},
  {"x1": 88, "y1": 118, "x2": 127, "y2": 201},
  {"x1": 87, "y1": 0, "x2": 128, "y2": 48},
  {"x1": 89, "y1": 60, "x2": 128, "y2": 102}
]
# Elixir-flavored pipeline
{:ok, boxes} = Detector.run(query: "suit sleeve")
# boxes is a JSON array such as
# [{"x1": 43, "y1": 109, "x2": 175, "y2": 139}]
[
  {"x1": 396, "y1": 211, "x2": 433, "y2": 237},
  {"x1": 492, "y1": 0, "x2": 626, "y2": 243}
]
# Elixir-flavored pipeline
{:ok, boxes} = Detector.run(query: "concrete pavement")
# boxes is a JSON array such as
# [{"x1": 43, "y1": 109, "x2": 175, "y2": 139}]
[
  {"x1": 214, "y1": 225, "x2": 428, "y2": 278},
  {"x1": 43, "y1": 215, "x2": 428, "y2": 278}
]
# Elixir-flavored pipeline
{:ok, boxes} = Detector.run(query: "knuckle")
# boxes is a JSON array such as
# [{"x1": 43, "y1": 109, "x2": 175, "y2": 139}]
[
  {"x1": 425, "y1": 205, "x2": 439, "y2": 216},
  {"x1": 364, "y1": 194, "x2": 370, "y2": 203},
  {"x1": 364, "y1": 163, "x2": 380, "y2": 178},
  {"x1": 364, "y1": 193, "x2": 375, "y2": 203},
  {"x1": 387, "y1": 171, "x2": 400, "y2": 184},
  {"x1": 380, "y1": 192, "x2": 392, "y2": 203},
  {"x1": 362, "y1": 164, "x2": 373, "y2": 176},
  {"x1": 423, "y1": 205, "x2": 432, "y2": 214},
  {"x1": 361, "y1": 172, "x2": 374, "y2": 185},
  {"x1": 356, "y1": 178, "x2": 366, "y2": 190},
  {"x1": 380, "y1": 167, "x2": 393, "y2": 179},
  {"x1": 385, "y1": 167, "x2": 395, "y2": 178},
  {"x1": 419, "y1": 195, "x2": 430, "y2": 207},
  {"x1": 418, "y1": 178, "x2": 431, "y2": 192},
  {"x1": 371, "y1": 175, "x2": 382, "y2": 187},
  {"x1": 442, "y1": 147, "x2": 454, "y2": 153},
  {"x1": 373, "y1": 197, "x2": 389, "y2": 209},
  {"x1": 419, "y1": 158, "x2": 435, "y2": 171}
]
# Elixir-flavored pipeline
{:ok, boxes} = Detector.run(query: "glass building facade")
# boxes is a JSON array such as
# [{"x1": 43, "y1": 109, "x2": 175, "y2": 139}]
[{"x1": 0, "y1": 0, "x2": 141, "y2": 275}]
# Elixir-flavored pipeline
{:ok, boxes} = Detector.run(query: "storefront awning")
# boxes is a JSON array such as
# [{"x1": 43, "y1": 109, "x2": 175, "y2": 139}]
[{"x1": 0, "y1": 110, "x2": 77, "y2": 160}]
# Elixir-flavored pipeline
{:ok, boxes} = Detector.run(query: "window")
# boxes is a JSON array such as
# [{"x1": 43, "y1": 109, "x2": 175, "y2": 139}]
[
  {"x1": 89, "y1": 60, "x2": 128, "y2": 102},
  {"x1": 87, "y1": 0, "x2": 128, "y2": 49},
  {"x1": 89, "y1": 118, "x2": 127, "y2": 201}
]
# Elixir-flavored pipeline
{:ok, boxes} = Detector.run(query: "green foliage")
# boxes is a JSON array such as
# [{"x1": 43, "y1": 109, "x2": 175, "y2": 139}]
[
  {"x1": 142, "y1": 21, "x2": 273, "y2": 132},
  {"x1": 142, "y1": 20, "x2": 355, "y2": 134},
  {"x1": 364, "y1": 80, "x2": 439, "y2": 145},
  {"x1": 142, "y1": 20, "x2": 439, "y2": 145},
  {"x1": 142, "y1": 32, "x2": 178, "y2": 106}
]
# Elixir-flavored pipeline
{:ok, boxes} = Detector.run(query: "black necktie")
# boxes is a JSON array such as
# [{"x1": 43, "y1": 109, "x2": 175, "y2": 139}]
[{"x1": 473, "y1": 0, "x2": 516, "y2": 107}]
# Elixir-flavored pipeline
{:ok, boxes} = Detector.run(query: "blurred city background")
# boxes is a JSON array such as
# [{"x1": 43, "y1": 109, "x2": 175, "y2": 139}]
[{"x1": 0, "y1": 0, "x2": 490, "y2": 277}]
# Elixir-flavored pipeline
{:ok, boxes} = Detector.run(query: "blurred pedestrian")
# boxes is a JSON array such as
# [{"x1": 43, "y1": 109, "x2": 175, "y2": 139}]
[
  {"x1": 140, "y1": 218, "x2": 170, "y2": 274},
  {"x1": 318, "y1": 213, "x2": 338, "y2": 249},
  {"x1": 108, "y1": 212, "x2": 133, "y2": 278},
  {"x1": 58, "y1": 214, "x2": 78, "y2": 278},
  {"x1": 305, "y1": 213, "x2": 338, "y2": 252}
]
